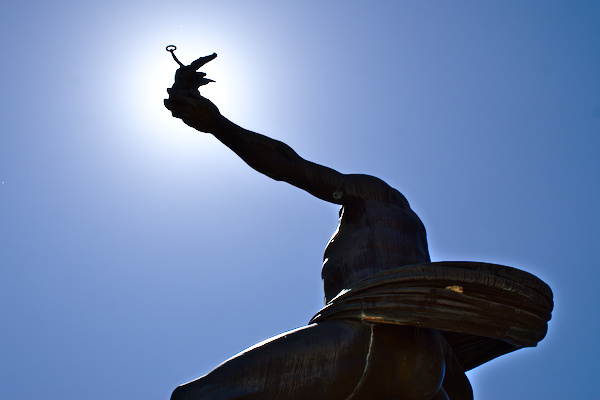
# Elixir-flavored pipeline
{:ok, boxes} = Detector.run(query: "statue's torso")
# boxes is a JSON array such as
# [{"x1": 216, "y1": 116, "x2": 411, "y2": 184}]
[{"x1": 322, "y1": 192, "x2": 430, "y2": 303}]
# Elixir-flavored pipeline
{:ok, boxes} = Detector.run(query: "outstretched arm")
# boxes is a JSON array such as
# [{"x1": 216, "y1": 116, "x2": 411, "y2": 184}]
[{"x1": 164, "y1": 91, "x2": 404, "y2": 206}]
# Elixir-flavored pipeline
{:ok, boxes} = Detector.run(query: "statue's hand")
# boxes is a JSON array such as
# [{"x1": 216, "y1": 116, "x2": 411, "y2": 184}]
[{"x1": 164, "y1": 89, "x2": 224, "y2": 134}]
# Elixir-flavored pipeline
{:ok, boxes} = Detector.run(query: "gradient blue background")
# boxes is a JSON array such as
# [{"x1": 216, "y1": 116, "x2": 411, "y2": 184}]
[{"x1": 1, "y1": 1, "x2": 599, "y2": 399}]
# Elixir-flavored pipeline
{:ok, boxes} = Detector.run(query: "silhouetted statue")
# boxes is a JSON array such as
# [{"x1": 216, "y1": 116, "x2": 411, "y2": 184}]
[{"x1": 164, "y1": 49, "x2": 553, "y2": 400}]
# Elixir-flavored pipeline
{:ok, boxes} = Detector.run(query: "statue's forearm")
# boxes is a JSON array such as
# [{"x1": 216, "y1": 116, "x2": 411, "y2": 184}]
[
  {"x1": 211, "y1": 117, "x2": 346, "y2": 203},
  {"x1": 213, "y1": 118, "x2": 293, "y2": 179}
]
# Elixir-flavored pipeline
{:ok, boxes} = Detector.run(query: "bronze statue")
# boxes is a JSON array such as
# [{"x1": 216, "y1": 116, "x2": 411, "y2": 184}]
[{"x1": 164, "y1": 48, "x2": 553, "y2": 400}]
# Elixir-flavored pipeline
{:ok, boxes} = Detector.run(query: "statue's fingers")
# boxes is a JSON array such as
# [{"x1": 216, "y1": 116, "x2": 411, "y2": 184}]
[
  {"x1": 166, "y1": 88, "x2": 186, "y2": 101},
  {"x1": 164, "y1": 95, "x2": 189, "y2": 110},
  {"x1": 163, "y1": 98, "x2": 177, "y2": 111},
  {"x1": 164, "y1": 98, "x2": 188, "y2": 119},
  {"x1": 166, "y1": 88, "x2": 202, "y2": 105}
]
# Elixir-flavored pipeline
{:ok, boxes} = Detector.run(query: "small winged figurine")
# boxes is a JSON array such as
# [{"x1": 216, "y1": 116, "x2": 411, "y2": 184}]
[{"x1": 166, "y1": 45, "x2": 217, "y2": 98}]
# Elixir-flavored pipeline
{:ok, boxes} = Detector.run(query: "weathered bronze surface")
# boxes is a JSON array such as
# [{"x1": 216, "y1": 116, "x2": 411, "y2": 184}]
[{"x1": 163, "y1": 48, "x2": 553, "y2": 400}]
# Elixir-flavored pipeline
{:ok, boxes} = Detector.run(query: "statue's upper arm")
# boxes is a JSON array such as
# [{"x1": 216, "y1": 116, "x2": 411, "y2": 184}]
[{"x1": 335, "y1": 174, "x2": 408, "y2": 206}]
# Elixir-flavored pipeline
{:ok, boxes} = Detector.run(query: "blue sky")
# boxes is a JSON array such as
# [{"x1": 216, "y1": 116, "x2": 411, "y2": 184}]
[{"x1": 1, "y1": 1, "x2": 599, "y2": 399}]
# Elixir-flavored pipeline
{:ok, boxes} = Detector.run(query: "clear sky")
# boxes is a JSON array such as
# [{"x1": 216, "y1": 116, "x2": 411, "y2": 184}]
[{"x1": 1, "y1": 1, "x2": 599, "y2": 399}]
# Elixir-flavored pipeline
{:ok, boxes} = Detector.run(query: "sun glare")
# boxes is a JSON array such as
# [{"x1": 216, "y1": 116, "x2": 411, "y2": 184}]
[{"x1": 105, "y1": 13, "x2": 277, "y2": 181}]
